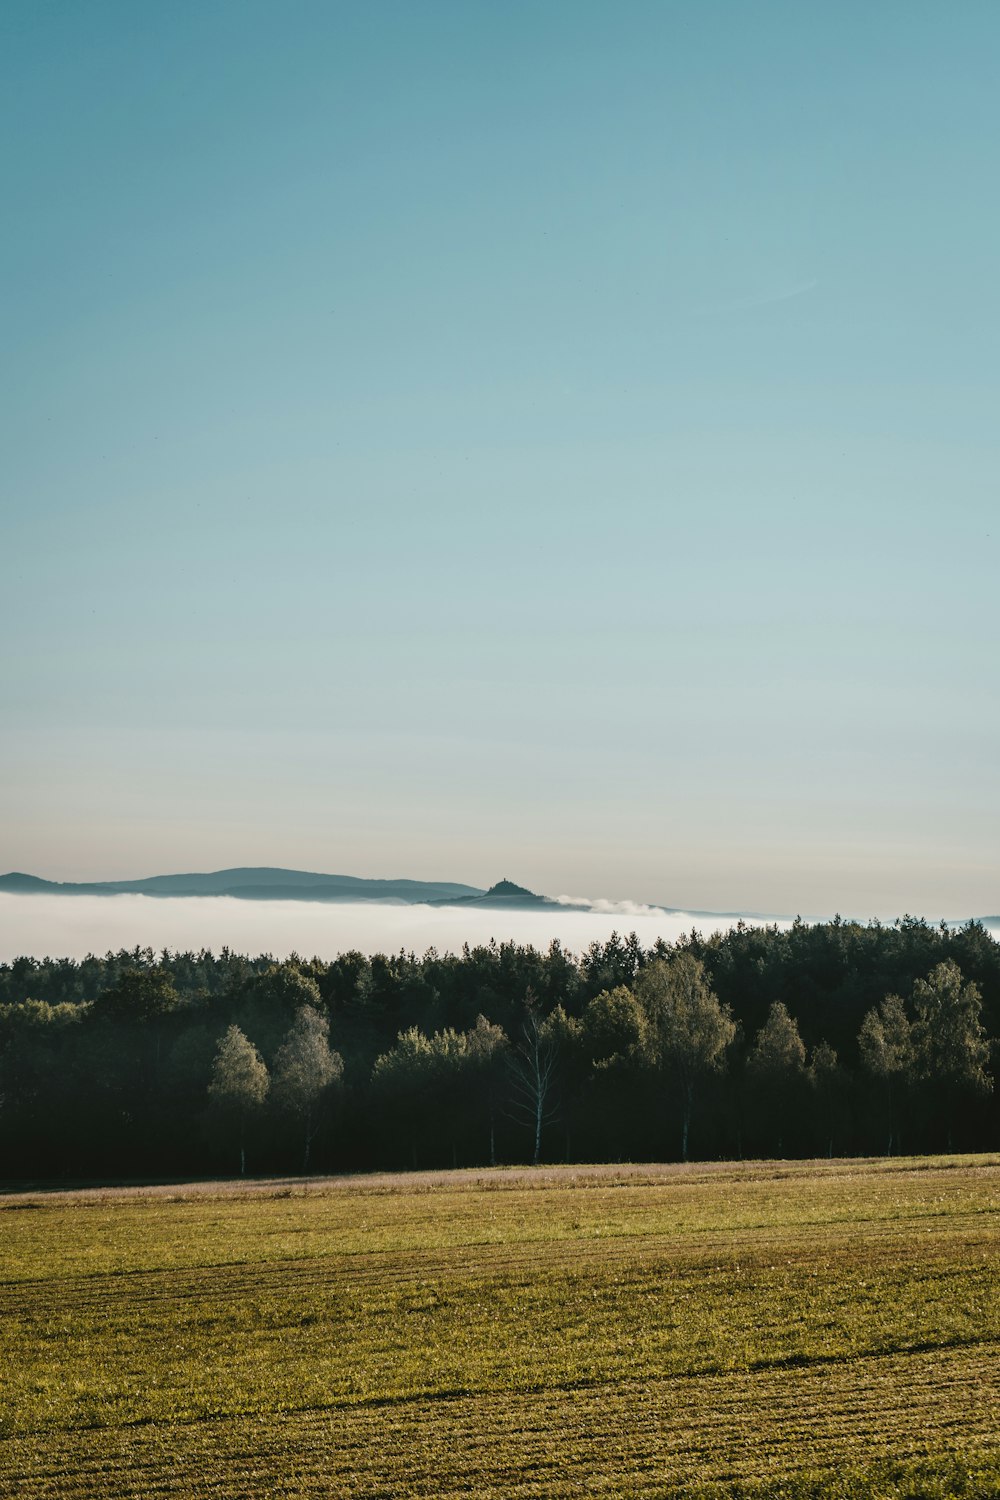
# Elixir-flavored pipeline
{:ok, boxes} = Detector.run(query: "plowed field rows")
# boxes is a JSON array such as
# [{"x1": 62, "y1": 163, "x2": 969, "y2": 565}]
[{"x1": 1, "y1": 1156, "x2": 997, "y2": 1497}]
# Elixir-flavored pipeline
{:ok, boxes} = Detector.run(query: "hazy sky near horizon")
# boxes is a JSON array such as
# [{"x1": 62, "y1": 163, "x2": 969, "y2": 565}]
[{"x1": 3, "y1": 2, "x2": 998, "y2": 921}]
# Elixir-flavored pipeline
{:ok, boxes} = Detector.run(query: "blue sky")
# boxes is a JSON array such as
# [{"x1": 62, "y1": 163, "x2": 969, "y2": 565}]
[{"x1": 2, "y1": 1, "x2": 998, "y2": 917}]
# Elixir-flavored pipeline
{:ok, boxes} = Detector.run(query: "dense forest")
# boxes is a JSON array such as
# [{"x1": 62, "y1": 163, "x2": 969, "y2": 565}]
[{"x1": 1, "y1": 917, "x2": 997, "y2": 1180}]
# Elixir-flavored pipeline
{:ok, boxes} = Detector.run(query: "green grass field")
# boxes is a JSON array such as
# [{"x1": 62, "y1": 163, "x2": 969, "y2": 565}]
[{"x1": 1, "y1": 1156, "x2": 998, "y2": 1498}]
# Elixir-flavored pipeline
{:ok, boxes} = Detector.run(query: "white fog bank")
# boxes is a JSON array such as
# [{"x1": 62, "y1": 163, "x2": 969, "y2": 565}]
[
  {"x1": 0, "y1": 893, "x2": 790, "y2": 963},
  {"x1": 1, "y1": 895, "x2": 995, "y2": 965}
]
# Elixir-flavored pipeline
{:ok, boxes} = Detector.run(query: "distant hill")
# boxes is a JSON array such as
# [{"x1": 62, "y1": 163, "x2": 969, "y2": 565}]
[
  {"x1": 0, "y1": 867, "x2": 572, "y2": 910},
  {"x1": 0, "y1": 868, "x2": 487, "y2": 905},
  {"x1": 428, "y1": 878, "x2": 556, "y2": 910},
  {"x1": 5, "y1": 869, "x2": 990, "y2": 926},
  {"x1": 0, "y1": 872, "x2": 56, "y2": 893}
]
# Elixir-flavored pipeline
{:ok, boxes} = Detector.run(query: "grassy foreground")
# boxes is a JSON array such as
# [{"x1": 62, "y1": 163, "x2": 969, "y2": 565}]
[{"x1": 1, "y1": 1157, "x2": 998, "y2": 1498}]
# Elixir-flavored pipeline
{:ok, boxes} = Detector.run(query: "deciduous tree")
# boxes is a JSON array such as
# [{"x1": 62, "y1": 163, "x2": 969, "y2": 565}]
[
  {"x1": 808, "y1": 1040, "x2": 846, "y2": 1158},
  {"x1": 466, "y1": 1014, "x2": 508, "y2": 1166},
  {"x1": 208, "y1": 1024, "x2": 269, "y2": 1175},
  {"x1": 582, "y1": 985, "x2": 648, "y2": 1071},
  {"x1": 372, "y1": 1025, "x2": 471, "y2": 1167},
  {"x1": 507, "y1": 994, "x2": 559, "y2": 1165},
  {"x1": 747, "y1": 1001, "x2": 807, "y2": 1155},
  {"x1": 635, "y1": 956, "x2": 736, "y2": 1161},
  {"x1": 273, "y1": 1005, "x2": 343, "y2": 1172},
  {"x1": 858, "y1": 994, "x2": 913, "y2": 1154},
  {"x1": 910, "y1": 960, "x2": 992, "y2": 1147}
]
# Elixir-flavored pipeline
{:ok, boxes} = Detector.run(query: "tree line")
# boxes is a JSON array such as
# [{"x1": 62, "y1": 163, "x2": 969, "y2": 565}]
[{"x1": 0, "y1": 916, "x2": 997, "y2": 1179}]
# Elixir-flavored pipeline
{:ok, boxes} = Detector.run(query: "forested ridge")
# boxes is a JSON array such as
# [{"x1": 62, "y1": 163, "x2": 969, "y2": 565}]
[{"x1": 1, "y1": 917, "x2": 997, "y2": 1179}]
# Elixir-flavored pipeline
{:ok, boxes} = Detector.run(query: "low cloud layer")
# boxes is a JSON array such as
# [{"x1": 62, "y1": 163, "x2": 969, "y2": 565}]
[
  {"x1": 0, "y1": 893, "x2": 783, "y2": 963},
  {"x1": 553, "y1": 894, "x2": 672, "y2": 919},
  {"x1": 2, "y1": 895, "x2": 994, "y2": 965}
]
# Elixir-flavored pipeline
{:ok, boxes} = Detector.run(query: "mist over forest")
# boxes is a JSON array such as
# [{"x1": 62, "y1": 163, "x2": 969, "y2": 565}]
[
  {"x1": 0, "y1": 891, "x2": 784, "y2": 965},
  {"x1": 3, "y1": 891, "x2": 997, "y2": 968}
]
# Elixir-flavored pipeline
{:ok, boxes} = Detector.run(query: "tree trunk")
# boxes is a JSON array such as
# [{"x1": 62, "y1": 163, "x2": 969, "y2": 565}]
[{"x1": 240, "y1": 1116, "x2": 246, "y2": 1177}]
